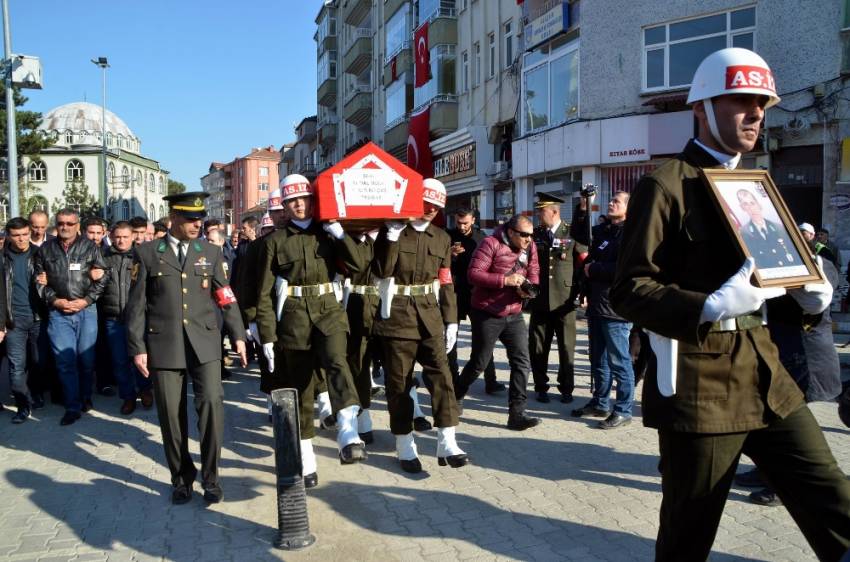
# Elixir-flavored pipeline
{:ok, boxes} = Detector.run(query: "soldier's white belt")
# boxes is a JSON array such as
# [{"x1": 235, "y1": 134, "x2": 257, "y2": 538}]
[
  {"x1": 284, "y1": 282, "x2": 336, "y2": 298},
  {"x1": 391, "y1": 283, "x2": 435, "y2": 296},
  {"x1": 351, "y1": 284, "x2": 379, "y2": 296}
]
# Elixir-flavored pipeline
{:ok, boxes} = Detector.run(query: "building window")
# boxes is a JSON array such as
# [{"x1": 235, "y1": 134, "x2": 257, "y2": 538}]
[
  {"x1": 462, "y1": 51, "x2": 469, "y2": 92},
  {"x1": 319, "y1": 50, "x2": 337, "y2": 84},
  {"x1": 106, "y1": 132, "x2": 112, "y2": 146},
  {"x1": 121, "y1": 166, "x2": 129, "y2": 185},
  {"x1": 259, "y1": 166, "x2": 269, "y2": 177},
  {"x1": 64, "y1": 131, "x2": 74, "y2": 144},
  {"x1": 259, "y1": 182, "x2": 269, "y2": 191},
  {"x1": 418, "y1": 0, "x2": 455, "y2": 24},
  {"x1": 149, "y1": 204, "x2": 156, "y2": 219},
  {"x1": 65, "y1": 159, "x2": 85, "y2": 181},
  {"x1": 386, "y1": 4, "x2": 411, "y2": 61},
  {"x1": 504, "y1": 20, "x2": 513, "y2": 68},
  {"x1": 158, "y1": 176, "x2": 164, "y2": 194},
  {"x1": 488, "y1": 33, "x2": 496, "y2": 78},
  {"x1": 385, "y1": 76, "x2": 409, "y2": 126},
  {"x1": 107, "y1": 162, "x2": 115, "y2": 183},
  {"x1": 121, "y1": 200, "x2": 130, "y2": 220},
  {"x1": 28, "y1": 161, "x2": 47, "y2": 182},
  {"x1": 136, "y1": 170, "x2": 143, "y2": 188},
  {"x1": 473, "y1": 41, "x2": 481, "y2": 86},
  {"x1": 643, "y1": 7, "x2": 755, "y2": 91},
  {"x1": 149, "y1": 173, "x2": 155, "y2": 192},
  {"x1": 159, "y1": 204, "x2": 165, "y2": 218},
  {"x1": 414, "y1": 45, "x2": 456, "y2": 107},
  {"x1": 522, "y1": 39, "x2": 579, "y2": 134}
]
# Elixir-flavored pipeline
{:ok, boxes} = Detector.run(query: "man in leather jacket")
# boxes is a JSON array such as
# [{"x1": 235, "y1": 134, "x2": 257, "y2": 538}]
[
  {"x1": 35, "y1": 208, "x2": 108, "y2": 426},
  {"x1": 100, "y1": 221, "x2": 153, "y2": 415}
]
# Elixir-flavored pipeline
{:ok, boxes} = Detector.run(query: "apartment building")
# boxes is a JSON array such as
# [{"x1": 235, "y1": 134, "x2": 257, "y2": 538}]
[{"x1": 201, "y1": 146, "x2": 281, "y2": 227}]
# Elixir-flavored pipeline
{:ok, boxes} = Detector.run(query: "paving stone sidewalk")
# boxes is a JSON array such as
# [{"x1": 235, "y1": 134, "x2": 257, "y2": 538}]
[{"x1": 1, "y1": 318, "x2": 849, "y2": 561}]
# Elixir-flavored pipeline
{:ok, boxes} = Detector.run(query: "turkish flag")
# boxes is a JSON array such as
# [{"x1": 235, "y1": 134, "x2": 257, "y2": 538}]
[
  {"x1": 414, "y1": 22, "x2": 430, "y2": 87},
  {"x1": 391, "y1": 56, "x2": 397, "y2": 82},
  {"x1": 407, "y1": 106, "x2": 432, "y2": 179}
]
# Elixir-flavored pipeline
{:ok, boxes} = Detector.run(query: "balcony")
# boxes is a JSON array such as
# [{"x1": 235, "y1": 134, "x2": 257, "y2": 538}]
[
  {"x1": 318, "y1": 77, "x2": 337, "y2": 107},
  {"x1": 383, "y1": 47, "x2": 412, "y2": 86},
  {"x1": 384, "y1": 0, "x2": 405, "y2": 23},
  {"x1": 428, "y1": 96, "x2": 458, "y2": 137},
  {"x1": 428, "y1": 11, "x2": 457, "y2": 45},
  {"x1": 343, "y1": 30, "x2": 373, "y2": 75},
  {"x1": 319, "y1": 31, "x2": 337, "y2": 52},
  {"x1": 293, "y1": 162, "x2": 317, "y2": 178},
  {"x1": 298, "y1": 127, "x2": 317, "y2": 144},
  {"x1": 344, "y1": 0, "x2": 370, "y2": 26},
  {"x1": 384, "y1": 118, "x2": 409, "y2": 154},
  {"x1": 344, "y1": 87, "x2": 373, "y2": 127},
  {"x1": 318, "y1": 116, "x2": 338, "y2": 145}
]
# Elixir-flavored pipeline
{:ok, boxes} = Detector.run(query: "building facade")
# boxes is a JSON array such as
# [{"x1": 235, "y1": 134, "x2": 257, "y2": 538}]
[
  {"x1": 24, "y1": 101, "x2": 169, "y2": 222},
  {"x1": 202, "y1": 146, "x2": 280, "y2": 227},
  {"x1": 201, "y1": 163, "x2": 226, "y2": 221}
]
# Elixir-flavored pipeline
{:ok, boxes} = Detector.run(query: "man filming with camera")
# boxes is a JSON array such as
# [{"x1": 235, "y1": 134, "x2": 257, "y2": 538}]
[
  {"x1": 572, "y1": 191, "x2": 635, "y2": 429},
  {"x1": 454, "y1": 215, "x2": 541, "y2": 430}
]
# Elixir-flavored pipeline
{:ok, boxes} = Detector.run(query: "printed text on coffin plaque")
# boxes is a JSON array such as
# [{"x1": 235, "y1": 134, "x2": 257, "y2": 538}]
[{"x1": 343, "y1": 169, "x2": 396, "y2": 206}]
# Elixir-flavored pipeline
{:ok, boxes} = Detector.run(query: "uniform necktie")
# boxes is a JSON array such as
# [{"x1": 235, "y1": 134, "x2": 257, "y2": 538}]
[
  {"x1": 177, "y1": 242, "x2": 185, "y2": 266},
  {"x1": 547, "y1": 229, "x2": 555, "y2": 245}
]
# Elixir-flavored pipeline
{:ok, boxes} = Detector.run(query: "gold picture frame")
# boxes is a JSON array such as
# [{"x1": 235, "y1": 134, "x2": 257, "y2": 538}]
[{"x1": 700, "y1": 168, "x2": 822, "y2": 289}]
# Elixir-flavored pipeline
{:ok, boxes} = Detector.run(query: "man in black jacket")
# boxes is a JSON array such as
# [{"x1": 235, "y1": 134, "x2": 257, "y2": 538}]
[
  {"x1": 448, "y1": 209, "x2": 501, "y2": 393},
  {"x1": 35, "y1": 209, "x2": 108, "y2": 426},
  {"x1": 100, "y1": 221, "x2": 153, "y2": 415},
  {"x1": 2, "y1": 217, "x2": 46, "y2": 424},
  {"x1": 572, "y1": 191, "x2": 634, "y2": 429}
]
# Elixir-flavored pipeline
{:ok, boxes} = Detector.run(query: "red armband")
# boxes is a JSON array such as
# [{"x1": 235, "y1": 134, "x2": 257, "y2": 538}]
[
  {"x1": 576, "y1": 252, "x2": 589, "y2": 266},
  {"x1": 214, "y1": 286, "x2": 238, "y2": 308},
  {"x1": 438, "y1": 267, "x2": 453, "y2": 285}
]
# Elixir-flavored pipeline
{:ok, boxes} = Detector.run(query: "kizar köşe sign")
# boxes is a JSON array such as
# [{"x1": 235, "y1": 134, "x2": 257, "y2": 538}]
[{"x1": 433, "y1": 143, "x2": 476, "y2": 182}]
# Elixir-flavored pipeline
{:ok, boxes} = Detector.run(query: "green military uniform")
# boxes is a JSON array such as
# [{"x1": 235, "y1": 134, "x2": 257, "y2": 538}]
[
  {"x1": 254, "y1": 220, "x2": 362, "y2": 440},
  {"x1": 126, "y1": 200, "x2": 243, "y2": 493},
  {"x1": 344, "y1": 233, "x2": 380, "y2": 409},
  {"x1": 373, "y1": 223, "x2": 460, "y2": 434},
  {"x1": 611, "y1": 140, "x2": 850, "y2": 561},
  {"x1": 528, "y1": 215, "x2": 586, "y2": 399}
]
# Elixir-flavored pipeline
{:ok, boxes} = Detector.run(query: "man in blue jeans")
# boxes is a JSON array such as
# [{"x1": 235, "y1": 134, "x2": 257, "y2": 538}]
[
  {"x1": 100, "y1": 221, "x2": 153, "y2": 415},
  {"x1": 572, "y1": 192, "x2": 634, "y2": 429},
  {"x1": 2, "y1": 217, "x2": 49, "y2": 424},
  {"x1": 35, "y1": 209, "x2": 108, "y2": 426}
]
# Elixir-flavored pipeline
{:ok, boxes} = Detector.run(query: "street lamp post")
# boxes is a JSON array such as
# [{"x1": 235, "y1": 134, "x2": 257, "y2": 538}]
[
  {"x1": 91, "y1": 57, "x2": 109, "y2": 220},
  {"x1": 3, "y1": 0, "x2": 18, "y2": 218}
]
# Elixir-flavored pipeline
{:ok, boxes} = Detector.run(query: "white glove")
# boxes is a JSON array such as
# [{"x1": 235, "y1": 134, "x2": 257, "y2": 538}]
[
  {"x1": 262, "y1": 343, "x2": 275, "y2": 373},
  {"x1": 445, "y1": 323, "x2": 458, "y2": 353},
  {"x1": 248, "y1": 322, "x2": 260, "y2": 343},
  {"x1": 323, "y1": 222, "x2": 345, "y2": 240},
  {"x1": 700, "y1": 257, "x2": 786, "y2": 323},
  {"x1": 385, "y1": 221, "x2": 407, "y2": 242},
  {"x1": 788, "y1": 256, "x2": 833, "y2": 314}
]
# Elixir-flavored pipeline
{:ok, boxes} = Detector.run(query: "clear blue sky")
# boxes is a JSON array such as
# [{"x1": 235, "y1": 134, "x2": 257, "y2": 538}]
[{"x1": 9, "y1": 0, "x2": 321, "y2": 187}]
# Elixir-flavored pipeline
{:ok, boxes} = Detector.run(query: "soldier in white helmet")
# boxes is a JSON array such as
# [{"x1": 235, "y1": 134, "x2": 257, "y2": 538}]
[
  {"x1": 255, "y1": 175, "x2": 367, "y2": 488},
  {"x1": 610, "y1": 48, "x2": 850, "y2": 560},
  {"x1": 374, "y1": 178, "x2": 468, "y2": 473}
]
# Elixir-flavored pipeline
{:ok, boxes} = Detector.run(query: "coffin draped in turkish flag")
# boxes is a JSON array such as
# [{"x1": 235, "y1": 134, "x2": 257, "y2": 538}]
[{"x1": 314, "y1": 141, "x2": 424, "y2": 222}]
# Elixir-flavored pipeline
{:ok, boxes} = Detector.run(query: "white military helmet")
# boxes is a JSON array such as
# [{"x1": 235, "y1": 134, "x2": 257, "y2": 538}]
[
  {"x1": 260, "y1": 212, "x2": 274, "y2": 228},
  {"x1": 688, "y1": 48, "x2": 780, "y2": 154},
  {"x1": 267, "y1": 188, "x2": 284, "y2": 211},
  {"x1": 281, "y1": 174, "x2": 313, "y2": 202},
  {"x1": 422, "y1": 178, "x2": 447, "y2": 208}
]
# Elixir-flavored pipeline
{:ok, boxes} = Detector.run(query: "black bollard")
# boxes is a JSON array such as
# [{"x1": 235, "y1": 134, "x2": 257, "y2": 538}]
[{"x1": 271, "y1": 388, "x2": 316, "y2": 550}]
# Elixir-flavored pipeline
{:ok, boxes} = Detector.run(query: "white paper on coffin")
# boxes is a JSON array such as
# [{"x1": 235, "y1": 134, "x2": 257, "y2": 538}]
[{"x1": 331, "y1": 154, "x2": 409, "y2": 219}]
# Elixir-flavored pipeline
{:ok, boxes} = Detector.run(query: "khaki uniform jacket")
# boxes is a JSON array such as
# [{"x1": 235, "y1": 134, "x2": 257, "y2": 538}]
[
  {"x1": 530, "y1": 221, "x2": 586, "y2": 314},
  {"x1": 372, "y1": 224, "x2": 458, "y2": 340},
  {"x1": 126, "y1": 237, "x2": 243, "y2": 370},
  {"x1": 346, "y1": 236, "x2": 379, "y2": 339},
  {"x1": 610, "y1": 140, "x2": 804, "y2": 433},
  {"x1": 255, "y1": 221, "x2": 364, "y2": 350}
]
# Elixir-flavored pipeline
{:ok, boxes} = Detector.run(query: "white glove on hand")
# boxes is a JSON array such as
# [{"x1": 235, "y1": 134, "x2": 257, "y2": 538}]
[
  {"x1": 788, "y1": 256, "x2": 833, "y2": 314},
  {"x1": 262, "y1": 343, "x2": 275, "y2": 373},
  {"x1": 445, "y1": 323, "x2": 458, "y2": 353},
  {"x1": 248, "y1": 322, "x2": 260, "y2": 344},
  {"x1": 385, "y1": 221, "x2": 407, "y2": 242},
  {"x1": 323, "y1": 222, "x2": 345, "y2": 240},
  {"x1": 700, "y1": 257, "x2": 787, "y2": 323}
]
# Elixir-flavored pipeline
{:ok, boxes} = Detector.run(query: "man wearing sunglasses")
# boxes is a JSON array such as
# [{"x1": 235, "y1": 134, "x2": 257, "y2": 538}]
[{"x1": 34, "y1": 209, "x2": 108, "y2": 426}]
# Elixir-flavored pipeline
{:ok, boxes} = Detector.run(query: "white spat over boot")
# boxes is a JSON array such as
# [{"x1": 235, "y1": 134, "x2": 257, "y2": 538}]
[
  {"x1": 395, "y1": 432, "x2": 422, "y2": 473},
  {"x1": 337, "y1": 404, "x2": 366, "y2": 464},
  {"x1": 436, "y1": 426, "x2": 469, "y2": 468},
  {"x1": 301, "y1": 439, "x2": 318, "y2": 488}
]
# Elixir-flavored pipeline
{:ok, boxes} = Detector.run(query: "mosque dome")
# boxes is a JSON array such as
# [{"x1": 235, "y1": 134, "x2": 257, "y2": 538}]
[{"x1": 39, "y1": 101, "x2": 140, "y2": 153}]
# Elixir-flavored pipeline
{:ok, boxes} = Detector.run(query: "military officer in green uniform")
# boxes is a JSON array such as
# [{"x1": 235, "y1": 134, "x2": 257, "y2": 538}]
[
  {"x1": 126, "y1": 192, "x2": 247, "y2": 505},
  {"x1": 374, "y1": 178, "x2": 468, "y2": 474},
  {"x1": 528, "y1": 192, "x2": 587, "y2": 403},
  {"x1": 610, "y1": 47, "x2": 850, "y2": 561},
  {"x1": 255, "y1": 174, "x2": 366, "y2": 487}
]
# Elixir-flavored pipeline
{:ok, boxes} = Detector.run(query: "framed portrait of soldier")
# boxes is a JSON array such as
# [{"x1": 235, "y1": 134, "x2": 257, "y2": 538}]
[{"x1": 701, "y1": 169, "x2": 822, "y2": 288}]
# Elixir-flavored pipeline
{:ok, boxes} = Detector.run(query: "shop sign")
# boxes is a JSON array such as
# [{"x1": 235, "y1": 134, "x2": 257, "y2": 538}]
[
  {"x1": 525, "y1": 0, "x2": 569, "y2": 50},
  {"x1": 433, "y1": 143, "x2": 476, "y2": 182}
]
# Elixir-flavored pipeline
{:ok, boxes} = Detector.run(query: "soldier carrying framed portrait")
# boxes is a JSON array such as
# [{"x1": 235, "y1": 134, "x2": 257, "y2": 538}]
[{"x1": 701, "y1": 168, "x2": 823, "y2": 288}]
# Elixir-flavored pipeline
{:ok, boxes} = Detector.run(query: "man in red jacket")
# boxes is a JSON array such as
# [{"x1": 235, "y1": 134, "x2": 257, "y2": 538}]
[{"x1": 454, "y1": 215, "x2": 541, "y2": 430}]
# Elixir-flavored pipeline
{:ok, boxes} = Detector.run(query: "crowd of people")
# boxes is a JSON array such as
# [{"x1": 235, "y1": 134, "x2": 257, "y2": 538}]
[{"x1": 3, "y1": 46, "x2": 850, "y2": 560}]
